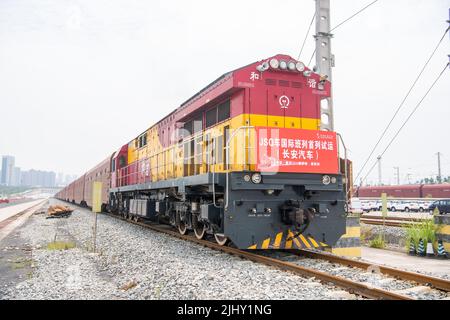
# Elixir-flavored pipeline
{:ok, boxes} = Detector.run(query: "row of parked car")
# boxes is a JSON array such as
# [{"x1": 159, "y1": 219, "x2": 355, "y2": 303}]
[{"x1": 350, "y1": 198, "x2": 448, "y2": 214}]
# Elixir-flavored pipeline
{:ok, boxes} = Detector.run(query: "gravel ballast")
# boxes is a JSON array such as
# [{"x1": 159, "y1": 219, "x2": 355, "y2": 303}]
[{"x1": 1, "y1": 199, "x2": 362, "y2": 300}]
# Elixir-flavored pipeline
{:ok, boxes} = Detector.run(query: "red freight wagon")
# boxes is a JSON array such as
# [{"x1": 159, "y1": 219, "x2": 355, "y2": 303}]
[
  {"x1": 84, "y1": 156, "x2": 112, "y2": 209},
  {"x1": 422, "y1": 184, "x2": 450, "y2": 199},
  {"x1": 73, "y1": 174, "x2": 86, "y2": 205},
  {"x1": 67, "y1": 181, "x2": 75, "y2": 203},
  {"x1": 357, "y1": 185, "x2": 422, "y2": 198}
]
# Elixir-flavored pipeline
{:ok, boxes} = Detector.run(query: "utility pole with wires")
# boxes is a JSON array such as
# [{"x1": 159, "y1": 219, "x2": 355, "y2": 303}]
[
  {"x1": 315, "y1": 0, "x2": 335, "y2": 131},
  {"x1": 394, "y1": 167, "x2": 400, "y2": 185},
  {"x1": 436, "y1": 152, "x2": 443, "y2": 183},
  {"x1": 377, "y1": 156, "x2": 382, "y2": 186}
]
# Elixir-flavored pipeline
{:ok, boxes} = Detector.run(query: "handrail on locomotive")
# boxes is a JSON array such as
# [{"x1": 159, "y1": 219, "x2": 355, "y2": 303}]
[{"x1": 114, "y1": 126, "x2": 350, "y2": 209}]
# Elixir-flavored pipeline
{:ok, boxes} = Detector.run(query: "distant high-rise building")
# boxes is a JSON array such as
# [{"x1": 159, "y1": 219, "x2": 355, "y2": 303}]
[
  {"x1": 11, "y1": 167, "x2": 21, "y2": 186},
  {"x1": 57, "y1": 172, "x2": 64, "y2": 186},
  {"x1": 21, "y1": 169, "x2": 56, "y2": 187},
  {"x1": 1, "y1": 156, "x2": 15, "y2": 186}
]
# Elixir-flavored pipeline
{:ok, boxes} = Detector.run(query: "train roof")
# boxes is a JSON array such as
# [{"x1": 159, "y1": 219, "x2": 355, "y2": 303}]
[
  {"x1": 358, "y1": 185, "x2": 421, "y2": 190},
  {"x1": 121, "y1": 53, "x2": 322, "y2": 153}
]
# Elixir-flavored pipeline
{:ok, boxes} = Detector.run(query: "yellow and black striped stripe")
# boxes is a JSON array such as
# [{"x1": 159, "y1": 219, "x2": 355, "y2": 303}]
[
  {"x1": 247, "y1": 230, "x2": 328, "y2": 250},
  {"x1": 326, "y1": 217, "x2": 361, "y2": 257},
  {"x1": 435, "y1": 215, "x2": 450, "y2": 253}
]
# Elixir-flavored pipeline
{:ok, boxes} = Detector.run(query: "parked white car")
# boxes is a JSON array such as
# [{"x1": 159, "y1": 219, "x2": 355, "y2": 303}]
[
  {"x1": 388, "y1": 201, "x2": 413, "y2": 212},
  {"x1": 410, "y1": 201, "x2": 431, "y2": 212},
  {"x1": 349, "y1": 198, "x2": 363, "y2": 214},
  {"x1": 361, "y1": 201, "x2": 376, "y2": 212}
]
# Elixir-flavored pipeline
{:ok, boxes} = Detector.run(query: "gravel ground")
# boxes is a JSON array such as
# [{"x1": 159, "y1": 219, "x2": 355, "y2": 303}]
[
  {"x1": 1, "y1": 199, "x2": 362, "y2": 300},
  {"x1": 361, "y1": 224, "x2": 408, "y2": 250},
  {"x1": 262, "y1": 252, "x2": 450, "y2": 300}
]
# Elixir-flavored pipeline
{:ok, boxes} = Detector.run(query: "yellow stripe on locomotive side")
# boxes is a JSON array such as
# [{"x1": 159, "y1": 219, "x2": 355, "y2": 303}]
[
  {"x1": 261, "y1": 238, "x2": 271, "y2": 249},
  {"x1": 308, "y1": 237, "x2": 320, "y2": 248},
  {"x1": 128, "y1": 113, "x2": 321, "y2": 183},
  {"x1": 286, "y1": 230, "x2": 294, "y2": 249},
  {"x1": 292, "y1": 237, "x2": 303, "y2": 249},
  {"x1": 273, "y1": 232, "x2": 283, "y2": 249},
  {"x1": 298, "y1": 234, "x2": 311, "y2": 248}
]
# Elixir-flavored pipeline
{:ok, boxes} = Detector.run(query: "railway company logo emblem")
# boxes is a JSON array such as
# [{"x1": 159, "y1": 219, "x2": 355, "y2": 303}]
[
  {"x1": 250, "y1": 72, "x2": 260, "y2": 81},
  {"x1": 308, "y1": 78, "x2": 317, "y2": 89},
  {"x1": 279, "y1": 95, "x2": 290, "y2": 109}
]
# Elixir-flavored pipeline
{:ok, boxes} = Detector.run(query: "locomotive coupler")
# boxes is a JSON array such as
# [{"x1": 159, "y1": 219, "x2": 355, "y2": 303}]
[{"x1": 280, "y1": 201, "x2": 315, "y2": 233}]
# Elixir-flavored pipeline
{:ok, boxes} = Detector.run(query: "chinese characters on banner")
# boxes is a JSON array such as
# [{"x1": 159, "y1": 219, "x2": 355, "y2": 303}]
[{"x1": 256, "y1": 128, "x2": 339, "y2": 174}]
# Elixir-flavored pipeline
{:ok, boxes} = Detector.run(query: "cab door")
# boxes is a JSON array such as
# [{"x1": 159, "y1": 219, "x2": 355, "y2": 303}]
[
  {"x1": 282, "y1": 88, "x2": 301, "y2": 129},
  {"x1": 267, "y1": 87, "x2": 285, "y2": 128}
]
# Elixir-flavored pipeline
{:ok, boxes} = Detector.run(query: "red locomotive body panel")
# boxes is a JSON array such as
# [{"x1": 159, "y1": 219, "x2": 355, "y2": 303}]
[{"x1": 111, "y1": 144, "x2": 129, "y2": 188}]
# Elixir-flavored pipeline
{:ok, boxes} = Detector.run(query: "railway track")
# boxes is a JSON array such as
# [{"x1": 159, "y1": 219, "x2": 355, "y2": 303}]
[
  {"x1": 103, "y1": 212, "x2": 426, "y2": 300},
  {"x1": 360, "y1": 215, "x2": 431, "y2": 227},
  {"x1": 288, "y1": 249, "x2": 450, "y2": 293}
]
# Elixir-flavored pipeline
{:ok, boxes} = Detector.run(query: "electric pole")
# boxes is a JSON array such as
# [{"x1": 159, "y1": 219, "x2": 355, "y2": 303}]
[
  {"x1": 377, "y1": 156, "x2": 382, "y2": 186},
  {"x1": 315, "y1": 0, "x2": 335, "y2": 131},
  {"x1": 394, "y1": 167, "x2": 400, "y2": 185},
  {"x1": 436, "y1": 152, "x2": 442, "y2": 183}
]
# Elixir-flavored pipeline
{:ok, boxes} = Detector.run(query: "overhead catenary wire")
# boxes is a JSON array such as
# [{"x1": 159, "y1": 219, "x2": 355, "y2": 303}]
[
  {"x1": 305, "y1": 0, "x2": 381, "y2": 67},
  {"x1": 297, "y1": 11, "x2": 316, "y2": 61},
  {"x1": 330, "y1": 0, "x2": 379, "y2": 32},
  {"x1": 361, "y1": 62, "x2": 449, "y2": 185},
  {"x1": 355, "y1": 26, "x2": 450, "y2": 183}
]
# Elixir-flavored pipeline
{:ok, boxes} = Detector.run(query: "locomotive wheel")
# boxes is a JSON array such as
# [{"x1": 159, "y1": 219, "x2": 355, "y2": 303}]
[
  {"x1": 192, "y1": 215, "x2": 206, "y2": 240},
  {"x1": 176, "y1": 212, "x2": 187, "y2": 235},
  {"x1": 214, "y1": 234, "x2": 229, "y2": 246},
  {"x1": 193, "y1": 222, "x2": 207, "y2": 240}
]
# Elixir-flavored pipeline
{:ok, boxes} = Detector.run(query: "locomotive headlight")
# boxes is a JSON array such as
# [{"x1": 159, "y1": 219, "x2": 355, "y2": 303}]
[
  {"x1": 288, "y1": 61, "x2": 296, "y2": 71},
  {"x1": 279, "y1": 60, "x2": 288, "y2": 70},
  {"x1": 269, "y1": 58, "x2": 280, "y2": 69},
  {"x1": 322, "y1": 175, "x2": 331, "y2": 185},
  {"x1": 243, "y1": 174, "x2": 251, "y2": 182},
  {"x1": 252, "y1": 173, "x2": 262, "y2": 184},
  {"x1": 296, "y1": 61, "x2": 306, "y2": 72},
  {"x1": 331, "y1": 177, "x2": 337, "y2": 184}
]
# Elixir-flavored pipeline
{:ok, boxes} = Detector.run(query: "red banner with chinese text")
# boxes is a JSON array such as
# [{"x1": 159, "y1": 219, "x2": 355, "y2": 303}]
[{"x1": 256, "y1": 128, "x2": 339, "y2": 174}]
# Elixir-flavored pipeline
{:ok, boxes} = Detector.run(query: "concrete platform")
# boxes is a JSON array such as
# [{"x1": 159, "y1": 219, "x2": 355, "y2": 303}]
[
  {"x1": 0, "y1": 200, "x2": 46, "y2": 224},
  {"x1": 361, "y1": 247, "x2": 450, "y2": 278}
]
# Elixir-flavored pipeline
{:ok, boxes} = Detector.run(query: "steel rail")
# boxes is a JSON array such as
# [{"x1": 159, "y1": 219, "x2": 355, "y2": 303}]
[
  {"x1": 360, "y1": 219, "x2": 415, "y2": 227},
  {"x1": 104, "y1": 212, "x2": 412, "y2": 300},
  {"x1": 290, "y1": 249, "x2": 450, "y2": 293},
  {"x1": 362, "y1": 215, "x2": 430, "y2": 222}
]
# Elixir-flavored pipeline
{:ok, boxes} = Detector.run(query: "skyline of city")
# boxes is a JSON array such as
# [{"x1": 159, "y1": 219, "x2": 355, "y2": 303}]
[{"x1": 0, "y1": 154, "x2": 78, "y2": 187}]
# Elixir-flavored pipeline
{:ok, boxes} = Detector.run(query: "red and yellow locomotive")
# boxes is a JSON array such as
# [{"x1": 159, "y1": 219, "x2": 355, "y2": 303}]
[{"x1": 57, "y1": 54, "x2": 347, "y2": 250}]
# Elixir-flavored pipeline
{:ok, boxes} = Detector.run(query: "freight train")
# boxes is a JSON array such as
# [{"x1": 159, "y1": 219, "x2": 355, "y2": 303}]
[
  {"x1": 354, "y1": 184, "x2": 450, "y2": 199},
  {"x1": 56, "y1": 54, "x2": 349, "y2": 250}
]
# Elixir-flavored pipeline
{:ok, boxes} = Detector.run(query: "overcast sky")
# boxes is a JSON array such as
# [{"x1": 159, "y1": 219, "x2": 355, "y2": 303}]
[{"x1": 0, "y1": 0, "x2": 449, "y2": 184}]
